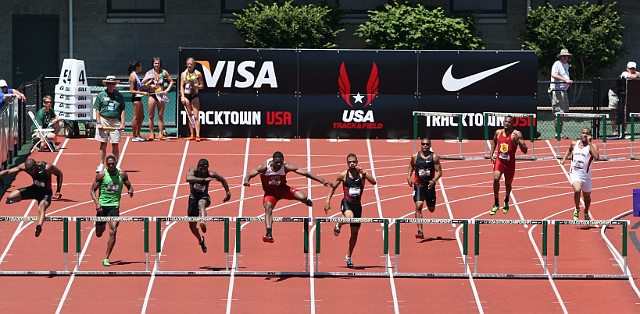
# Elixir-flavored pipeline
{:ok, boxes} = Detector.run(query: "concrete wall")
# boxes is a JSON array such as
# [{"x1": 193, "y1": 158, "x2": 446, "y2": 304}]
[{"x1": 0, "y1": 0, "x2": 638, "y2": 86}]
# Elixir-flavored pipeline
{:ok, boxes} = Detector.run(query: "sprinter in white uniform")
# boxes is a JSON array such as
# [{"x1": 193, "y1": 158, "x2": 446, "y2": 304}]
[{"x1": 560, "y1": 128, "x2": 599, "y2": 220}]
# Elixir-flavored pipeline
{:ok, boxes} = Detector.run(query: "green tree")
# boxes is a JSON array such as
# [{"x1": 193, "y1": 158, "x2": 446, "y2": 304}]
[
  {"x1": 355, "y1": 2, "x2": 483, "y2": 50},
  {"x1": 233, "y1": 1, "x2": 344, "y2": 48},
  {"x1": 521, "y1": 2, "x2": 625, "y2": 80}
]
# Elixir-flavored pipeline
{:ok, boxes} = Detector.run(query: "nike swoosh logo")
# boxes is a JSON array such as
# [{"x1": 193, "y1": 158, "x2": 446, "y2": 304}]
[{"x1": 442, "y1": 61, "x2": 519, "y2": 92}]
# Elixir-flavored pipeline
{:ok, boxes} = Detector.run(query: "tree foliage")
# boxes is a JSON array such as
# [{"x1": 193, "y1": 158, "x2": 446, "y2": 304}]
[
  {"x1": 521, "y1": 2, "x2": 625, "y2": 80},
  {"x1": 355, "y1": 2, "x2": 484, "y2": 50},
  {"x1": 233, "y1": 1, "x2": 344, "y2": 49}
]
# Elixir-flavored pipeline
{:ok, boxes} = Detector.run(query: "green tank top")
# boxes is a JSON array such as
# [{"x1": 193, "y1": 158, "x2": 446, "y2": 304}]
[{"x1": 99, "y1": 169, "x2": 123, "y2": 207}]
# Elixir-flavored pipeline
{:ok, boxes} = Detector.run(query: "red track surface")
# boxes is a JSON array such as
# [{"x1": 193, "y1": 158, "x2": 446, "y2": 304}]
[{"x1": 0, "y1": 136, "x2": 639, "y2": 313}]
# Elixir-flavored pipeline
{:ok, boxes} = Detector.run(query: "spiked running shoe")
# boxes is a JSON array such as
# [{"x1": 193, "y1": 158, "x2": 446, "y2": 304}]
[
  {"x1": 334, "y1": 225, "x2": 341, "y2": 236},
  {"x1": 345, "y1": 255, "x2": 354, "y2": 268},
  {"x1": 490, "y1": 205, "x2": 499, "y2": 215},
  {"x1": 573, "y1": 208, "x2": 580, "y2": 221},
  {"x1": 305, "y1": 198, "x2": 313, "y2": 206},
  {"x1": 415, "y1": 230, "x2": 425, "y2": 239},
  {"x1": 502, "y1": 202, "x2": 509, "y2": 214},
  {"x1": 103, "y1": 258, "x2": 111, "y2": 267},
  {"x1": 263, "y1": 234, "x2": 274, "y2": 243},
  {"x1": 584, "y1": 213, "x2": 591, "y2": 221},
  {"x1": 200, "y1": 221, "x2": 207, "y2": 233},
  {"x1": 35, "y1": 224, "x2": 42, "y2": 237},
  {"x1": 200, "y1": 236, "x2": 208, "y2": 253}
]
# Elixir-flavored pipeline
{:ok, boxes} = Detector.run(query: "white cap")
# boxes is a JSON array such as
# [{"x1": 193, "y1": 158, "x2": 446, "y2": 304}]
[
  {"x1": 0, "y1": 80, "x2": 7, "y2": 88},
  {"x1": 628, "y1": 62, "x2": 637, "y2": 69}
]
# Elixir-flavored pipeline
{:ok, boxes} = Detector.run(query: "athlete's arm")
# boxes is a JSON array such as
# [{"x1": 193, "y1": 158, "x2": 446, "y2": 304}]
[
  {"x1": 429, "y1": 154, "x2": 442, "y2": 190},
  {"x1": 243, "y1": 164, "x2": 266, "y2": 186},
  {"x1": 163, "y1": 70, "x2": 174, "y2": 94},
  {"x1": 195, "y1": 70, "x2": 204, "y2": 91},
  {"x1": 120, "y1": 170, "x2": 134, "y2": 197},
  {"x1": 490, "y1": 130, "x2": 500, "y2": 164},
  {"x1": 46, "y1": 164, "x2": 63, "y2": 199},
  {"x1": 514, "y1": 130, "x2": 528, "y2": 154},
  {"x1": 407, "y1": 154, "x2": 416, "y2": 187},
  {"x1": 359, "y1": 167, "x2": 377, "y2": 185},
  {"x1": 324, "y1": 171, "x2": 345, "y2": 214},
  {"x1": 560, "y1": 141, "x2": 576, "y2": 165},
  {"x1": 290, "y1": 163, "x2": 331, "y2": 187},
  {"x1": 0, "y1": 163, "x2": 24, "y2": 178},
  {"x1": 589, "y1": 138, "x2": 600, "y2": 160},
  {"x1": 210, "y1": 171, "x2": 231, "y2": 202},
  {"x1": 90, "y1": 172, "x2": 106, "y2": 211},
  {"x1": 186, "y1": 166, "x2": 209, "y2": 183}
]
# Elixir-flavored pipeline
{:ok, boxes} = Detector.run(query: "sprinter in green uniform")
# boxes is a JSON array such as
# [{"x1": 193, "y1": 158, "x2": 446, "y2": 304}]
[{"x1": 90, "y1": 155, "x2": 134, "y2": 266}]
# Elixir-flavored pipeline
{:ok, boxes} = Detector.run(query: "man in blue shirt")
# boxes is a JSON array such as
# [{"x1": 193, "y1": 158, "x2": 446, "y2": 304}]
[{"x1": 0, "y1": 79, "x2": 26, "y2": 107}]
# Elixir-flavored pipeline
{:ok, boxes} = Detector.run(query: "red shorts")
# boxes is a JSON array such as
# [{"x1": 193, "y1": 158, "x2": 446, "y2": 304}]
[
  {"x1": 493, "y1": 159, "x2": 516, "y2": 182},
  {"x1": 263, "y1": 186, "x2": 298, "y2": 206}
]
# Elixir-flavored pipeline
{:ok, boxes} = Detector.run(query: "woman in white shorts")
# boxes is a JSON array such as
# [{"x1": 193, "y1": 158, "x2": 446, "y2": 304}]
[{"x1": 560, "y1": 128, "x2": 599, "y2": 221}]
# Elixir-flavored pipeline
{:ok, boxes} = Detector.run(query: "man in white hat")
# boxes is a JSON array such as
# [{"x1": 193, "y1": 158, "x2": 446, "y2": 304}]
[
  {"x1": 550, "y1": 49, "x2": 573, "y2": 139},
  {"x1": 93, "y1": 76, "x2": 126, "y2": 173},
  {"x1": 0, "y1": 79, "x2": 26, "y2": 107},
  {"x1": 608, "y1": 62, "x2": 640, "y2": 138}
]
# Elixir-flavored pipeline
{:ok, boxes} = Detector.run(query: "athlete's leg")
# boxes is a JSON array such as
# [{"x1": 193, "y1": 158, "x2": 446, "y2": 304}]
[
  {"x1": 198, "y1": 198, "x2": 208, "y2": 233},
  {"x1": 572, "y1": 181, "x2": 582, "y2": 209},
  {"x1": 264, "y1": 202, "x2": 274, "y2": 231},
  {"x1": 104, "y1": 221, "x2": 119, "y2": 260},
  {"x1": 182, "y1": 98, "x2": 194, "y2": 138},
  {"x1": 157, "y1": 101, "x2": 165, "y2": 136},
  {"x1": 192, "y1": 98, "x2": 201, "y2": 138},
  {"x1": 148, "y1": 96, "x2": 157, "y2": 137},
  {"x1": 414, "y1": 200, "x2": 424, "y2": 233},
  {"x1": 583, "y1": 191, "x2": 592, "y2": 216},
  {"x1": 189, "y1": 222, "x2": 201, "y2": 241},
  {"x1": 493, "y1": 170, "x2": 502, "y2": 206},
  {"x1": 35, "y1": 199, "x2": 50, "y2": 237},
  {"x1": 6, "y1": 189, "x2": 22, "y2": 202}
]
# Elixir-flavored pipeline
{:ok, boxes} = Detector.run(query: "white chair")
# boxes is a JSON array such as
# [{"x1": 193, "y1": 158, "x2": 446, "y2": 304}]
[{"x1": 28, "y1": 111, "x2": 55, "y2": 153}]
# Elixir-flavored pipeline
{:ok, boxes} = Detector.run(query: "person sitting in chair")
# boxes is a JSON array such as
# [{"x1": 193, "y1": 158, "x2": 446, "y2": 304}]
[{"x1": 31, "y1": 95, "x2": 63, "y2": 151}]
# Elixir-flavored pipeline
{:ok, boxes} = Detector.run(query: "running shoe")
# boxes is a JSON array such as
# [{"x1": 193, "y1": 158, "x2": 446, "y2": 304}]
[
  {"x1": 334, "y1": 225, "x2": 341, "y2": 236},
  {"x1": 415, "y1": 230, "x2": 425, "y2": 239},
  {"x1": 188, "y1": 115, "x2": 196, "y2": 128},
  {"x1": 35, "y1": 224, "x2": 42, "y2": 237},
  {"x1": 195, "y1": 136, "x2": 201, "y2": 142},
  {"x1": 96, "y1": 164, "x2": 104, "y2": 173},
  {"x1": 185, "y1": 136, "x2": 195, "y2": 141},
  {"x1": 490, "y1": 205, "x2": 499, "y2": 215},
  {"x1": 132, "y1": 137, "x2": 145, "y2": 142},
  {"x1": 263, "y1": 234, "x2": 274, "y2": 243},
  {"x1": 148, "y1": 134, "x2": 155, "y2": 141},
  {"x1": 584, "y1": 213, "x2": 591, "y2": 221},
  {"x1": 200, "y1": 221, "x2": 207, "y2": 233},
  {"x1": 573, "y1": 208, "x2": 580, "y2": 221},
  {"x1": 6, "y1": 199, "x2": 16, "y2": 204},
  {"x1": 199, "y1": 236, "x2": 207, "y2": 253},
  {"x1": 305, "y1": 198, "x2": 313, "y2": 206},
  {"x1": 103, "y1": 258, "x2": 110, "y2": 267},
  {"x1": 502, "y1": 202, "x2": 509, "y2": 214},
  {"x1": 158, "y1": 134, "x2": 166, "y2": 141},
  {"x1": 345, "y1": 255, "x2": 354, "y2": 268}
]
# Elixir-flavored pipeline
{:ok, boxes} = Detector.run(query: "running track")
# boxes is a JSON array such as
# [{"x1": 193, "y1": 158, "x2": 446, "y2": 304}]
[{"x1": 0, "y1": 136, "x2": 639, "y2": 313}]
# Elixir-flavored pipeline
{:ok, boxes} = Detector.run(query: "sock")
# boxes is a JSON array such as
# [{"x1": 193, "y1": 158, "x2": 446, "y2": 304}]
[
  {"x1": 266, "y1": 227, "x2": 272, "y2": 236},
  {"x1": 200, "y1": 236, "x2": 205, "y2": 244},
  {"x1": 504, "y1": 197, "x2": 509, "y2": 204},
  {"x1": 494, "y1": 198, "x2": 499, "y2": 206}
]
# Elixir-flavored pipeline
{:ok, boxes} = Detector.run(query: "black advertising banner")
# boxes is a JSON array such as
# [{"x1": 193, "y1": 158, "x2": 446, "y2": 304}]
[
  {"x1": 298, "y1": 50, "x2": 418, "y2": 138},
  {"x1": 627, "y1": 80, "x2": 640, "y2": 123},
  {"x1": 177, "y1": 48, "x2": 538, "y2": 139},
  {"x1": 418, "y1": 51, "x2": 538, "y2": 139}
]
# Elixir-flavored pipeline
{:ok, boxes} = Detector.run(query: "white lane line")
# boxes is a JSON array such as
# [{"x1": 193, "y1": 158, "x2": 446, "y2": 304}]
[
  {"x1": 226, "y1": 138, "x2": 251, "y2": 314},
  {"x1": 141, "y1": 139, "x2": 190, "y2": 313},
  {"x1": 366, "y1": 139, "x2": 399, "y2": 314},
  {"x1": 307, "y1": 138, "x2": 316, "y2": 314}
]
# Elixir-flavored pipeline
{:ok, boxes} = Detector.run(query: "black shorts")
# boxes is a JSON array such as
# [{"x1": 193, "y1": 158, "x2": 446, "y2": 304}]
[
  {"x1": 413, "y1": 184, "x2": 436, "y2": 207},
  {"x1": 18, "y1": 185, "x2": 52, "y2": 204},
  {"x1": 341, "y1": 199, "x2": 362, "y2": 227},
  {"x1": 96, "y1": 206, "x2": 119, "y2": 226},
  {"x1": 188, "y1": 194, "x2": 211, "y2": 217},
  {"x1": 184, "y1": 94, "x2": 199, "y2": 102},
  {"x1": 131, "y1": 95, "x2": 142, "y2": 102}
]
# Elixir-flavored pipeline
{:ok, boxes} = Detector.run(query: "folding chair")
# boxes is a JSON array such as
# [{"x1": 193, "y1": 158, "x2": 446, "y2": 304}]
[{"x1": 28, "y1": 111, "x2": 55, "y2": 153}]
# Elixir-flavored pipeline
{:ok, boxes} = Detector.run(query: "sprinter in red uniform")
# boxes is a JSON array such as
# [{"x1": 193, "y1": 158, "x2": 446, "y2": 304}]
[
  {"x1": 489, "y1": 116, "x2": 527, "y2": 215},
  {"x1": 243, "y1": 151, "x2": 332, "y2": 243}
]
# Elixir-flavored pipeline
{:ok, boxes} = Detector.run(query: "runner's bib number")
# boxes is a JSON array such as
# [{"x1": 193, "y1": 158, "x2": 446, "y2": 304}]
[
  {"x1": 107, "y1": 183, "x2": 120, "y2": 192},
  {"x1": 418, "y1": 168, "x2": 431, "y2": 178},
  {"x1": 269, "y1": 177, "x2": 281, "y2": 186},
  {"x1": 193, "y1": 183, "x2": 206, "y2": 192},
  {"x1": 348, "y1": 187, "x2": 361, "y2": 196},
  {"x1": 34, "y1": 180, "x2": 45, "y2": 188}
]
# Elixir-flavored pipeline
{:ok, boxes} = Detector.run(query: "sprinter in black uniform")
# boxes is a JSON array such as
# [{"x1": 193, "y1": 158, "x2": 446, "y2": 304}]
[
  {"x1": 407, "y1": 139, "x2": 442, "y2": 239},
  {"x1": 324, "y1": 153, "x2": 376, "y2": 268},
  {"x1": 185, "y1": 158, "x2": 231, "y2": 252},
  {"x1": 0, "y1": 158, "x2": 63, "y2": 237}
]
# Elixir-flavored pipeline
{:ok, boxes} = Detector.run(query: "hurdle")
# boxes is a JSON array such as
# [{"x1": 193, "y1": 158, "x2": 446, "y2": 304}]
[
  {"x1": 473, "y1": 219, "x2": 549, "y2": 279},
  {"x1": 483, "y1": 112, "x2": 538, "y2": 160},
  {"x1": 0, "y1": 216, "x2": 70, "y2": 276},
  {"x1": 234, "y1": 216, "x2": 310, "y2": 276},
  {"x1": 413, "y1": 111, "x2": 467, "y2": 160},
  {"x1": 314, "y1": 217, "x2": 390, "y2": 277},
  {"x1": 554, "y1": 112, "x2": 613, "y2": 161},
  {"x1": 153, "y1": 216, "x2": 231, "y2": 276},
  {"x1": 630, "y1": 113, "x2": 640, "y2": 160},
  {"x1": 393, "y1": 218, "x2": 469, "y2": 278},
  {"x1": 73, "y1": 216, "x2": 150, "y2": 276},
  {"x1": 552, "y1": 220, "x2": 629, "y2": 279}
]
